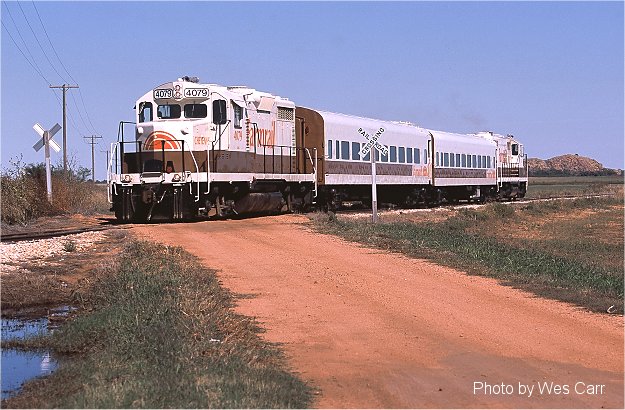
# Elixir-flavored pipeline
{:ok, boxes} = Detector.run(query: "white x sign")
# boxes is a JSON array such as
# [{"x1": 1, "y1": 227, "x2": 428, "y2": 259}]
[
  {"x1": 358, "y1": 127, "x2": 389, "y2": 158},
  {"x1": 33, "y1": 123, "x2": 61, "y2": 153}
]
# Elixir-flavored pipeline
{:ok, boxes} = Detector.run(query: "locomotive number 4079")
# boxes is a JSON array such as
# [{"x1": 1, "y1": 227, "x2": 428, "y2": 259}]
[
  {"x1": 184, "y1": 88, "x2": 209, "y2": 98},
  {"x1": 153, "y1": 89, "x2": 173, "y2": 99}
]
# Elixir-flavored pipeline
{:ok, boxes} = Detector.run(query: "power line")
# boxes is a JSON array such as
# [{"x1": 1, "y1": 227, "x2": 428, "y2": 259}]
[
  {"x1": 69, "y1": 85, "x2": 93, "y2": 134},
  {"x1": 50, "y1": 84, "x2": 80, "y2": 172},
  {"x1": 51, "y1": 89, "x2": 83, "y2": 137},
  {"x1": 29, "y1": 1, "x2": 100, "y2": 136},
  {"x1": 1, "y1": 20, "x2": 50, "y2": 85},
  {"x1": 1, "y1": 2, "x2": 48, "y2": 83},
  {"x1": 30, "y1": 0, "x2": 77, "y2": 84},
  {"x1": 84, "y1": 135, "x2": 102, "y2": 182},
  {"x1": 77, "y1": 89, "x2": 99, "y2": 135},
  {"x1": 16, "y1": 0, "x2": 65, "y2": 83}
]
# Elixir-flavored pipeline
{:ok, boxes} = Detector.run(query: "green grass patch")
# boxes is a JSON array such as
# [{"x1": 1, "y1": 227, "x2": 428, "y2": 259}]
[
  {"x1": 526, "y1": 175, "x2": 623, "y2": 199},
  {"x1": 3, "y1": 241, "x2": 312, "y2": 408},
  {"x1": 311, "y1": 198, "x2": 623, "y2": 314}
]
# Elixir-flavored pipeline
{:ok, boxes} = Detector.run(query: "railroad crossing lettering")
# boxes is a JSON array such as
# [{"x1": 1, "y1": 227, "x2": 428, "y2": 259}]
[{"x1": 359, "y1": 127, "x2": 388, "y2": 157}]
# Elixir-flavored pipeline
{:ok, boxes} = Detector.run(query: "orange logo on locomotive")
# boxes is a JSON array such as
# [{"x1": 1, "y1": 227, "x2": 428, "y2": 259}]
[{"x1": 143, "y1": 131, "x2": 181, "y2": 150}]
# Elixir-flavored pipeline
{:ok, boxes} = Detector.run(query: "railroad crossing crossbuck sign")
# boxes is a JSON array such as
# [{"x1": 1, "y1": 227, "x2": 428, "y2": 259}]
[
  {"x1": 33, "y1": 122, "x2": 62, "y2": 202},
  {"x1": 358, "y1": 127, "x2": 388, "y2": 158},
  {"x1": 33, "y1": 123, "x2": 62, "y2": 153},
  {"x1": 357, "y1": 127, "x2": 387, "y2": 223}
]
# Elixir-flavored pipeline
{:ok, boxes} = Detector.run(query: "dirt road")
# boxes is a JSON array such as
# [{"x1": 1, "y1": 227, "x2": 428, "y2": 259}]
[{"x1": 133, "y1": 215, "x2": 623, "y2": 408}]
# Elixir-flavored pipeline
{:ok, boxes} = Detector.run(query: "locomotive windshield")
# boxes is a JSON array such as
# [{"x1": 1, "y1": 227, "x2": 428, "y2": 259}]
[
  {"x1": 157, "y1": 104, "x2": 181, "y2": 119},
  {"x1": 184, "y1": 104, "x2": 207, "y2": 118}
]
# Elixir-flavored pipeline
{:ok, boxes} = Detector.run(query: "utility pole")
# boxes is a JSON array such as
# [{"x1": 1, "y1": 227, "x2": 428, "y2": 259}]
[
  {"x1": 84, "y1": 134, "x2": 102, "y2": 182},
  {"x1": 50, "y1": 84, "x2": 79, "y2": 172}
]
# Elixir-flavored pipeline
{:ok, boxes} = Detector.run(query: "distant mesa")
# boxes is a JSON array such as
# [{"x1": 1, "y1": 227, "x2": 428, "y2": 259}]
[{"x1": 528, "y1": 154, "x2": 622, "y2": 176}]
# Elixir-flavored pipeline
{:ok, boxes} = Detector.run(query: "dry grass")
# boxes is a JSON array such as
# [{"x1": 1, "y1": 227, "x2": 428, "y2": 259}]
[
  {"x1": 310, "y1": 195, "x2": 624, "y2": 314},
  {"x1": 1, "y1": 159, "x2": 109, "y2": 225},
  {"x1": 2, "y1": 236, "x2": 312, "y2": 408}
]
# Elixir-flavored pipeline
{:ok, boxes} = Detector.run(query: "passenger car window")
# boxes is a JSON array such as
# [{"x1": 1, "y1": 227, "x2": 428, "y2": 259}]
[
  {"x1": 341, "y1": 141, "x2": 350, "y2": 160},
  {"x1": 352, "y1": 141, "x2": 360, "y2": 160},
  {"x1": 390, "y1": 146, "x2": 397, "y2": 162}
]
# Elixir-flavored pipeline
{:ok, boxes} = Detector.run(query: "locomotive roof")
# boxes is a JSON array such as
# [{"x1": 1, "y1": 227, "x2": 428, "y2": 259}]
[{"x1": 138, "y1": 78, "x2": 294, "y2": 107}]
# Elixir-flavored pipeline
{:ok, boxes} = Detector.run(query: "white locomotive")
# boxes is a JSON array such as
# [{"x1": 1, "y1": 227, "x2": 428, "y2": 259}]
[{"x1": 107, "y1": 76, "x2": 527, "y2": 221}]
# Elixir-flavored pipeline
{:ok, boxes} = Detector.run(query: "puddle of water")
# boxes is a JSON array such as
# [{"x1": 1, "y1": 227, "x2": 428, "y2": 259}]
[
  {"x1": 1, "y1": 307, "x2": 73, "y2": 400},
  {"x1": 1, "y1": 350, "x2": 55, "y2": 399}
]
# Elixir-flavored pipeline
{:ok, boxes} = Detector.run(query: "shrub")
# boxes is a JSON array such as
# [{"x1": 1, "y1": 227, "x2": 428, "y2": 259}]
[{"x1": 1, "y1": 156, "x2": 108, "y2": 225}]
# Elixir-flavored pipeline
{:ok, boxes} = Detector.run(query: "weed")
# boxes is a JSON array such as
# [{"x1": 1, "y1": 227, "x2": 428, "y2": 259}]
[
  {"x1": 63, "y1": 240, "x2": 77, "y2": 252},
  {"x1": 311, "y1": 197, "x2": 624, "y2": 314},
  {"x1": 1, "y1": 156, "x2": 108, "y2": 225},
  {"x1": 3, "y1": 240, "x2": 312, "y2": 408}
]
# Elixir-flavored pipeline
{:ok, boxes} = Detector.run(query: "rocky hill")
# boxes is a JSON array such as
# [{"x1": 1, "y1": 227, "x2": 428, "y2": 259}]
[{"x1": 528, "y1": 154, "x2": 621, "y2": 176}]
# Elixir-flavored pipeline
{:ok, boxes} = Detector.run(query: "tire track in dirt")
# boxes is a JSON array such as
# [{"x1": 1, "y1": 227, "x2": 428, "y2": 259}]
[{"x1": 133, "y1": 215, "x2": 623, "y2": 408}]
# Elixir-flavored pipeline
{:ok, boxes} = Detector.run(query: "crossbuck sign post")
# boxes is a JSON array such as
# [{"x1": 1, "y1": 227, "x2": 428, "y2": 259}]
[
  {"x1": 358, "y1": 127, "x2": 388, "y2": 223},
  {"x1": 33, "y1": 122, "x2": 62, "y2": 202}
]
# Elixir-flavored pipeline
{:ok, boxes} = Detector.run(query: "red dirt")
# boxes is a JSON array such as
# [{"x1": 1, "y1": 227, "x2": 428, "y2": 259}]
[{"x1": 133, "y1": 215, "x2": 623, "y2": 408}]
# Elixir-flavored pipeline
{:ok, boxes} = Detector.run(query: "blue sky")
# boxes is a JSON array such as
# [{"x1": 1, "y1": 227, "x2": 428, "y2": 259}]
[{"x1": 2, "y1": 1, "x2": 623, "y2": 178}]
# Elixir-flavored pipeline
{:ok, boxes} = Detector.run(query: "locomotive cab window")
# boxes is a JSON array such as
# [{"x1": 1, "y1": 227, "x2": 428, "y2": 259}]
[
  {"x1": 184, "y1": 104, "x2": 207, "y2": 119},
  {"x1": 512, "y1": 144, "x2": 519, "y2": 156},
  {"x1": 139, "y1": 102, "x2": 153, "y2": 123},
  {"x1": 157, "y1": 104, "x2": 181, "y2": 119},
  {"x1": 212, "y1": 100, "x2": 227, "y2": 124},
  {"x1": 233, "y1": 104, "x2": 243, "y2": 128}
]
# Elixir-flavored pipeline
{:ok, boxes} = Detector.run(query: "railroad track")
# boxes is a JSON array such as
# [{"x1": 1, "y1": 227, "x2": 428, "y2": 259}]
[
  {"x1": 335, "y1": 192, "x2": 620, "y2": 216},
  {"x1": 0, "y1": 193, "x2": 618, "y2": 242},
  {"x1": 0, "y1": 225, "x2": 118, "y2": 243}
]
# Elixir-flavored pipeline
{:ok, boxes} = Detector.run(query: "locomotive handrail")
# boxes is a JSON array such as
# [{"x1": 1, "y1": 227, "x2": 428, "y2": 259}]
[
  {"x1": 304, "y1": 147, "x2": 318, "y2": 198},
  {"x1": 107, "y1": 142, "x2": 119, "y2": 203},
  {"x1": 187, "y1": 146, "x2": 201, "y2": 202},
  {"x1": 204, "y1": 146, "x2": 211, "y2": 195},
  {"x1": 117, "y1": 121, "x2": 136, "y2": 143}
]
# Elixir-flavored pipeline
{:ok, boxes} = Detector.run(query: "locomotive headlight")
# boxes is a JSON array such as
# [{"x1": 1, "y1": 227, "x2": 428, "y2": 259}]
[
  {"x1": 121, "y1": 174, "x2": 132, "y2": 183},
  {"x1": 137, "y1": 126, "x2": 144, "y2": 135},
  {"x1": 172, "y1": 173, "x2": 181, "y2": 182}
]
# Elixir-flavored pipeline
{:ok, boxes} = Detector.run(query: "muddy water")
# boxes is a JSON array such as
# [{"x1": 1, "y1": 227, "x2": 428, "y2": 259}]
[{"x1": 1, "y1": 307, "x2": 72, "y2": 399}]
